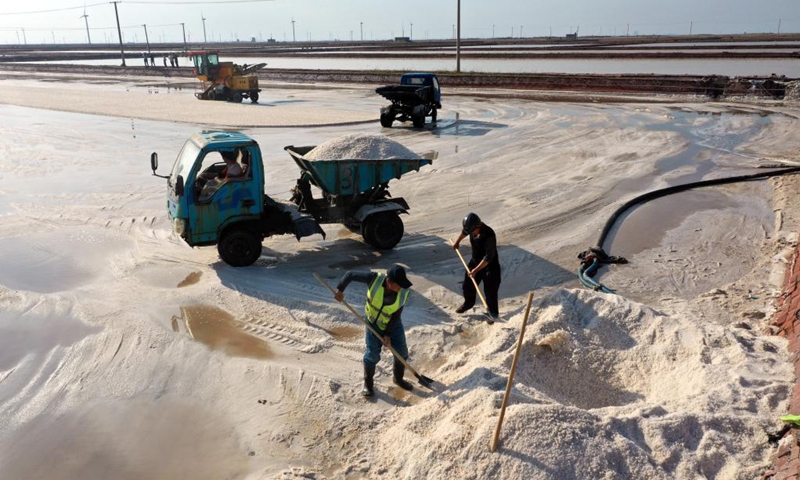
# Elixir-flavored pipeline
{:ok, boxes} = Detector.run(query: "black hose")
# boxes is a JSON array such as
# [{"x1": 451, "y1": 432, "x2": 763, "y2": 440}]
[{"x1": 597, "y1": 166, "x2": 800, "y2": 250}]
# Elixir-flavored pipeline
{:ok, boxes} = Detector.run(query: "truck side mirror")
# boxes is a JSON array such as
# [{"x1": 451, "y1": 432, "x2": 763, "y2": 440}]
[
  {"x1": 150, "y1": 152, "x2": 159, "y2": 173},
  {"x1": 175, "y1": 175, "x2": 184, "y2": 197}
]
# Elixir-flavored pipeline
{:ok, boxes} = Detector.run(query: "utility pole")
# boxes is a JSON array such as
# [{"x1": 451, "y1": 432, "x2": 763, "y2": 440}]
[
  {"x1": 626, "y1": 23, "x2": 630, "y2": 36},
  {"x1": 51, "y1": 31, "x2": 56, "y2": 44},
  {"x1": 81, "y1": 9, "x2": 91, "y2": 44},
  {"x1": 410, "y1": 23, "x2": 413, "y2": 40},
  {"x1": 452, "y1": 24, "x2": 455, "y2": 39},
  {"x1": 22, "y1": 28, "x2": 27, "y2": 45},
  {"x1": 549, "y1": 26, "x2": 552, "y2": 37},
  {"x1": 201, "y1": 13, "x2": 207, "y2": 43},
  {"x1": 456, "y1": 0, "x2": 461, "y2": 73},
  {"x1": 291, "y1": 18, "x2": 296, "y2": 42},
  {"x1": 689, "y1": 21, "x2": 693, "y2": 35},
  {"x1": 492, "y1": 24, "x2": 495, "y2": 38},
  {"x1": 180, "y1": 22, "x2": 187, "y2": 49},
  {"x1": 350, "y1": 30, "x2": 353, "y2": 41},
  {"x1": 111, "y1": 1, "x2": 125, "y2": 66},
  {"x1": 778, "y1": 18, "x2": 782, "y2": 34},
  {"x1": 142, "y1": 24, "x2": 150, "y2": 52},
  {"x1": 360, "y1": 21, "x2": 363, "y2": 41}
]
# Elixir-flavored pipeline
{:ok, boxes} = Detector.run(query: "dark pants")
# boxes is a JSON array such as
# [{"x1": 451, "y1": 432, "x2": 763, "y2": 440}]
[
  {"x1": 363, "y1": 319, "x2": 408, "y2": 368},
  {"x1": 462, "y1": 259, "x2": 501, "y2": 317}
]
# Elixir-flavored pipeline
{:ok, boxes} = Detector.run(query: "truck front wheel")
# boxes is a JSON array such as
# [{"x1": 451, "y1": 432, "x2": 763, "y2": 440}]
[
  {"x1": 363, "y1": 213, "x2": 404, "y2": 250},
  {"x1": 218, "y1": 229, "x2": 262, "y2": 266},
  {"x1": 380, "y1": 112, "x2": 394, "y2": 128}
]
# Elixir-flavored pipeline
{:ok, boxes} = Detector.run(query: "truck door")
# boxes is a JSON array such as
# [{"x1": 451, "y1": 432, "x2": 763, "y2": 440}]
[{"x1": 186, "y1": 146, "x2": 262, "y2": 244}]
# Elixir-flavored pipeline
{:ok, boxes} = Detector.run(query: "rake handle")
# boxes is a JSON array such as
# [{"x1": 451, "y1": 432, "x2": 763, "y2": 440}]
[{"x1": 491, "y1": 291, "x2": 535, "y2": 453}]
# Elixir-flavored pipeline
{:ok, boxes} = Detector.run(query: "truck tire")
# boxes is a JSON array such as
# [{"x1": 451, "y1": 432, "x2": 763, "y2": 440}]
[
  {"x1": 233, "y1": 92, "x2": 243, "y2": 103},
  {"x1": 363, "y1": 213, "x2": 404, "y2": 250},
  {"x1": 218, "y1": 229, "x2": 262, "y2": 266},
  {"x1": 250, "y1": 92, "x2": 259, "y2": 103},
  {"x1": 380, "y1": 112, "x2": 394, "y2": 128}
]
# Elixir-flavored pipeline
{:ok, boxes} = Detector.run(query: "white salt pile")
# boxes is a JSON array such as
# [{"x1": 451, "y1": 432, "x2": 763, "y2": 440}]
[
  {"x1": 367, "y1": 289, "x2": 790, "y2": 479},
  {"x1": 305, "y1": 133, "x2": 420, "y2": 160}
]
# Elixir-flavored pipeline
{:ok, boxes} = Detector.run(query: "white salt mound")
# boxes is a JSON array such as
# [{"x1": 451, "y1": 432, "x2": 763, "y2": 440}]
[
  {"x1": 305, "y1": 133, "x2": 420, "y2": 160},
  {"x1": 370, "y1": 289, "x2": 791, "y2": 480}
]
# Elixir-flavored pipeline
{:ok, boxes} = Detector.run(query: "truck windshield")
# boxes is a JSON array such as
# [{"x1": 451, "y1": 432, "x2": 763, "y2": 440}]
[{"x1": 169, "y1": 140, "x2": 201, "y2": 188}]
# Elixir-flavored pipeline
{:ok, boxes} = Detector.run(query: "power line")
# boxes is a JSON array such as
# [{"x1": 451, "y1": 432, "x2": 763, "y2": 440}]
[
  {"x1": 126, "y1": 0, "x2": 276, "y2": 4},
  {"x1": 0, "y1": 2, "x2": 108, "y2": 16}
]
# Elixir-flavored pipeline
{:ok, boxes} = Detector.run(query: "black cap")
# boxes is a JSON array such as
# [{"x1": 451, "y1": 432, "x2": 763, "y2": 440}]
[{"x1": 387, "y1": 264, "x2": 412, "y2": 289}]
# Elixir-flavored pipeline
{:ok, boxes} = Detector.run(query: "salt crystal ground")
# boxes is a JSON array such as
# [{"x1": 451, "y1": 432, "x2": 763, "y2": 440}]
[{"x1": 0, "y1": 73, "x2": 799, "y2": 479}]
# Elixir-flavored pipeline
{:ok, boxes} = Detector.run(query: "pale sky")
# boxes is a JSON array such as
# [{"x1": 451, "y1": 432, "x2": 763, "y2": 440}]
[{"x1": 0, "y1": 0, "x2": 796, "y2": 45}]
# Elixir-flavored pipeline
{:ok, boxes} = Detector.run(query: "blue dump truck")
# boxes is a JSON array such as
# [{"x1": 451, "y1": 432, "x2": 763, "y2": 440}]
[
  {"x1": 150, "y1": 131, "x2": 434, "y2": 266},
  {"x1": 376, "y1": 73, "x2": 442, "y2": 128}
]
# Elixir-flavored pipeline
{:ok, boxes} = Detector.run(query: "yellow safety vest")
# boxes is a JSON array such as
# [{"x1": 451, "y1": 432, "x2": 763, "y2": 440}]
[{"x1": 364, "y1": 273, "x2": 410, "y2": 331}]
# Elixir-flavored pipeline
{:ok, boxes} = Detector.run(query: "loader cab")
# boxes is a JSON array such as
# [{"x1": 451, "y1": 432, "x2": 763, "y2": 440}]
[
  {"x1": 190, "y1": 50, "x2": 221, "y2": 80},
  {"x1": 166, "y1": 131, "x2": 264, "y2": 247},
  {"x1": 400, "y1": 73, "x2": 441, "y2": 107}
]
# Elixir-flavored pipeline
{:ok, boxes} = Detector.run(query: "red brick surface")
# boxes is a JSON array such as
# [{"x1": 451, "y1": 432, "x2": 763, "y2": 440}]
[{"x1": 767, "y1": 248, "x2": 800, "y2": 480}]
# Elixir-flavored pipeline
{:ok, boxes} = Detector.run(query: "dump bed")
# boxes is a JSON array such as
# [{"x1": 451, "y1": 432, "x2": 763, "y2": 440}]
[
  {"x1": 375, "y1": 85, "x2": 432, "y2": 104},
  {"x1": 284, "y1": 146, "x2": 434, "y2": 196}
]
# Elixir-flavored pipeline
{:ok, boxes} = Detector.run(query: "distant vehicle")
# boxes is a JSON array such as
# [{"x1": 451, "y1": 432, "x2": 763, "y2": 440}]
[
  {"x1": 189, "y1": 50, "x2": 265, "y2": 103},
  {"x1": 150, "y1": 131, "x2": 434, "y2": 267},
  {"x1": 376, "y1": 73, "x2": 442, "y2": 128}
]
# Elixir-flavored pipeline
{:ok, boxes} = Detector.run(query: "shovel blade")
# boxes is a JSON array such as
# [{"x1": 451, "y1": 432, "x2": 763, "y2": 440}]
[{"x1": 414, "y1": 372, "x2": 435, "y2": 388}]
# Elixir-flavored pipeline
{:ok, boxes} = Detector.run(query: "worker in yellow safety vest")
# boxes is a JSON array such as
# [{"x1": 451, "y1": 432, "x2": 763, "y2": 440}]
[{"x1": 334, "y1": 264, "x2": 414, "y2": 398}]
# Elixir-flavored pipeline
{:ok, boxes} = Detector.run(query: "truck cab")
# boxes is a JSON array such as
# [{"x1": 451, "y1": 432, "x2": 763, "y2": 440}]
[
  {"x1": 152, "y1": 131, "x2": 320, "y2": 266},
  {"x1": 400, "y1": 73, "x2": 442, "y2": 108}
]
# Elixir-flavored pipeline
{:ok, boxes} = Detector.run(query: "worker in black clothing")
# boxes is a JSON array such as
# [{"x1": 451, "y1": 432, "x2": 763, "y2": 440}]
[
  {"x1": 452, "y1": 212, "x2": 501, "y2": 320},
  {"x1": 334, "y1": 264, "x2": 414, "y2": 398}
]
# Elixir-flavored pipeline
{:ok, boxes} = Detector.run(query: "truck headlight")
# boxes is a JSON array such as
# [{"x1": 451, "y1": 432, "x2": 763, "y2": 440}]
[{"x1": 172, "y1": 218, "x2": 186, "y2": 236}]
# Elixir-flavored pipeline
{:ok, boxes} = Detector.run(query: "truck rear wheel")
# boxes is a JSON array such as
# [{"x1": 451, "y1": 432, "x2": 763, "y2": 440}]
[
  {"x1": 233, "y1": 92, "x2": 243, "y2": 103},
  {"x1": 380, "y1": 112, "x2": 394, "y2": 128},
  {"x1": 412, "y1": 111, "x2": 425, "y2": 128},
  {"x1": 363, "y1": 213, "x2": 404, "y2": 250},
  {"x1": 250, "y1": 92, "x2": 259, "y2": 103},
  {"x1": 218, "y1": 229, "x2": 262, "y2": 266}
]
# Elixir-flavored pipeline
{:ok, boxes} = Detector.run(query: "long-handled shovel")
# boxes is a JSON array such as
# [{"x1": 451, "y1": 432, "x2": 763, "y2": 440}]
[
  {"x1": 313, "y1": 272, "x2": 435, "y2": 388},
  {"x1": 451, "y1": 239, "x2": 495, "y2": 324}
]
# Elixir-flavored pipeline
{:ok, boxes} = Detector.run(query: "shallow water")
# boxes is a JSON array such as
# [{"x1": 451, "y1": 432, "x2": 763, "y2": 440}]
[
  {"x1": 181, "y1": 305, "x2": 273, "y2": 359},
  {"x1": 25, "y1": 56, "x2": 800, "y2": 76}
]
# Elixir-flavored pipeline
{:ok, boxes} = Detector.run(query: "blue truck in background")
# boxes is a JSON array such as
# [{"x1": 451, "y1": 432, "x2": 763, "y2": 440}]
[
  {"x1": 376, "y1": 73, "x2": 442, "y2": 128},
  {"x1": 150, "y1": 131, "x2": 434, "y2": 267}
]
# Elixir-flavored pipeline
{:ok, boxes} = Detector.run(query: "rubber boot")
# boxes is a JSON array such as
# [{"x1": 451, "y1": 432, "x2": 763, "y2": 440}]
[
  {"x1": 362, "y1": 364, "x2": 375, "y2": 398},
  {"x1": 393, "y1": 358, "x2": 414, "y2": 392}
]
